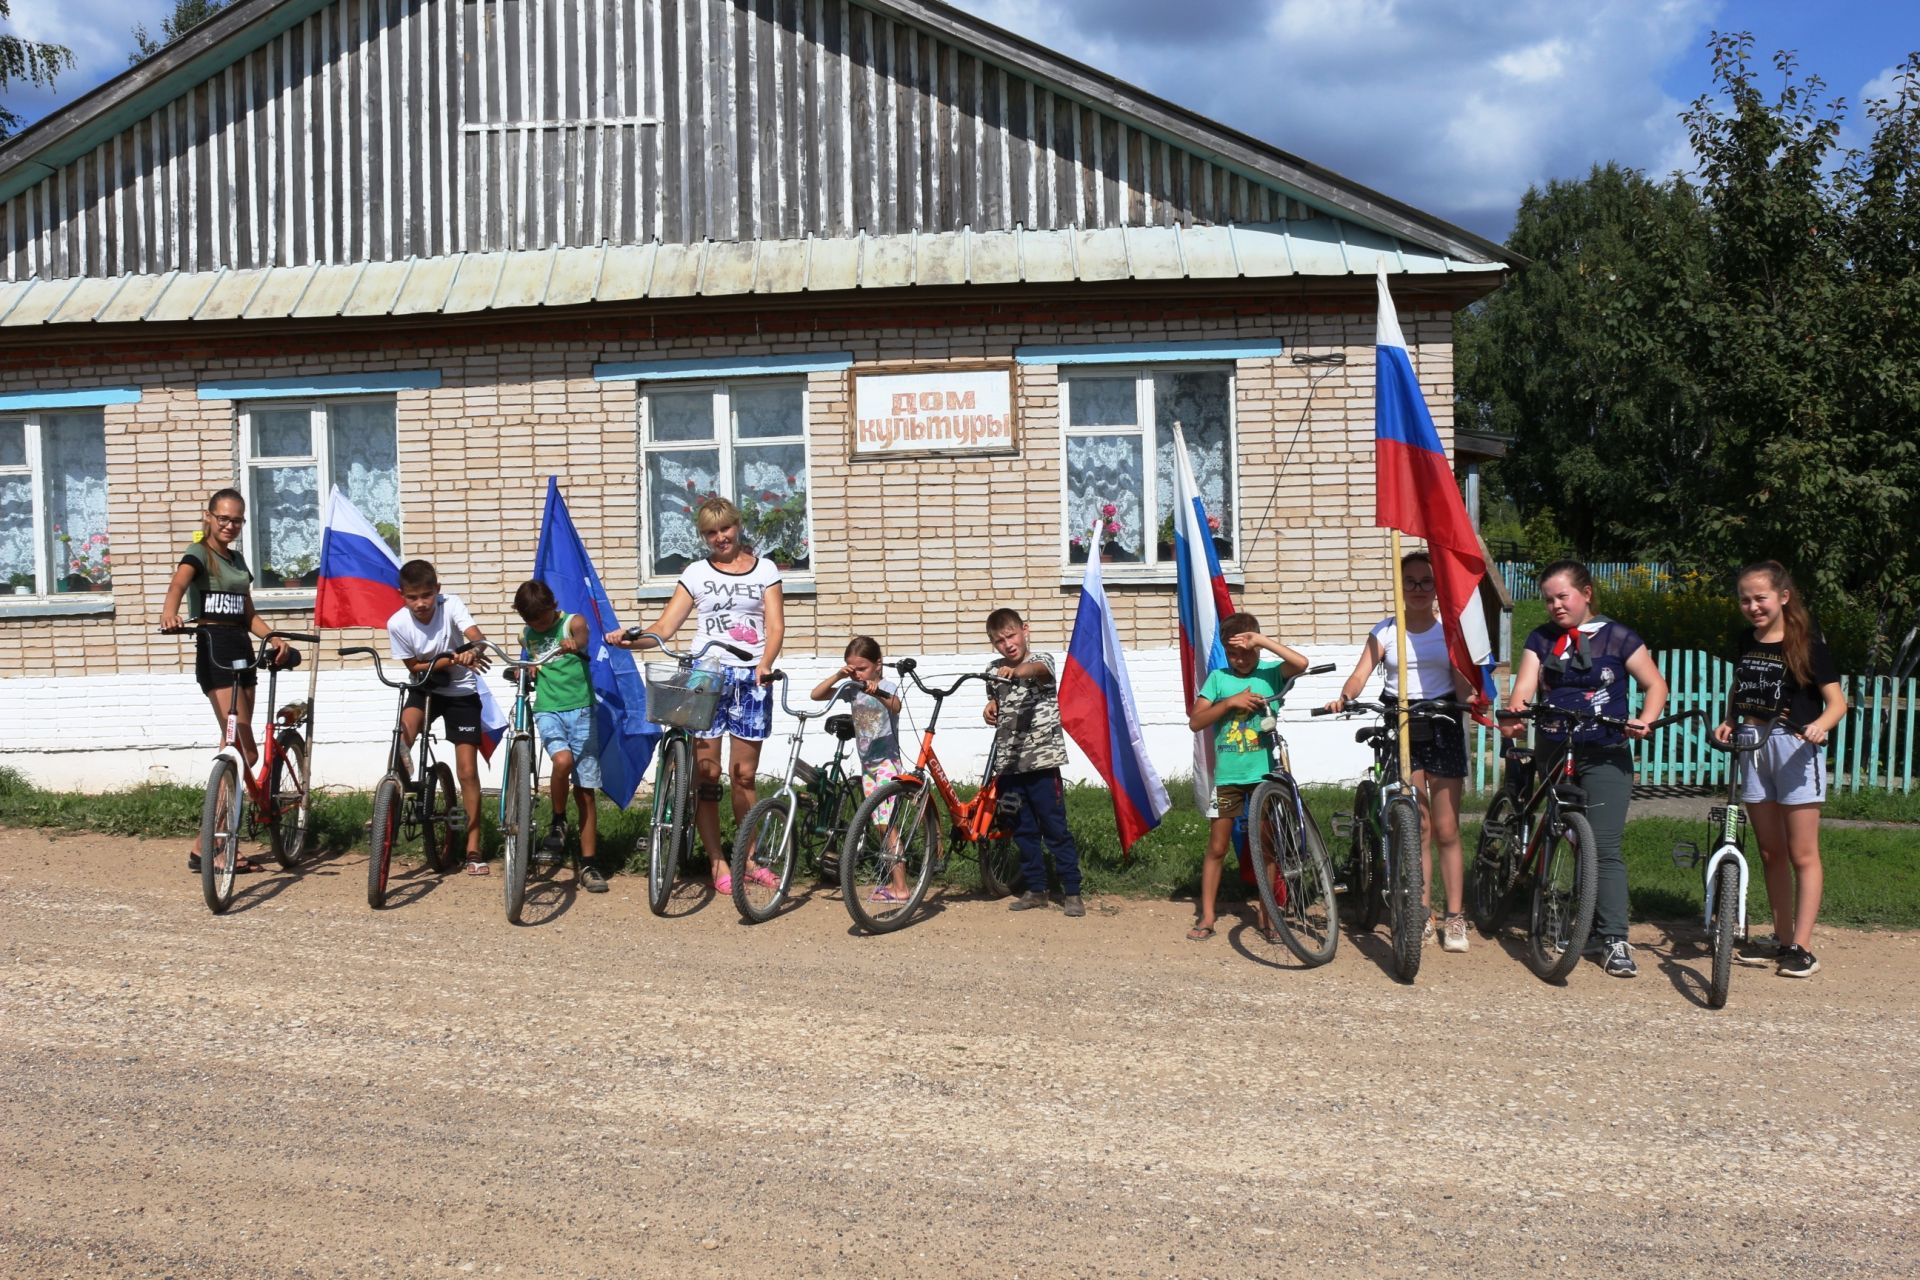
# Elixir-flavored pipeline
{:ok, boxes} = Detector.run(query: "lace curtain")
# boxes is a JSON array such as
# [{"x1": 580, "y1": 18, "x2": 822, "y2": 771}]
[
  {"x1": 644, "y1": 383, "x2": 809, "y2": 576},
  {"x1": 249, "y1": 403, "x2": 398, "y2": 588},
  {"x1": 646, "y1": 448, "x2": 722, "y2": 576},
  {"x1": 1065, "y1": 435, "x2": 1144, "y2": 562},
  {"x1": 1064, "y1": 370, "x2": 1233, "y2": 563},
  {"x1": 1154, "y1": 370, "x2": 1232, "y2": 557},
  {"x1": 331, "y1": 402, "x2": 401, "y2": 549},
  {"x1": 0, "y1": 421, "x2": 29, "y2": 588},
  {"x1": 43, "y1": 413, "x2": 111, "y2": 589}
]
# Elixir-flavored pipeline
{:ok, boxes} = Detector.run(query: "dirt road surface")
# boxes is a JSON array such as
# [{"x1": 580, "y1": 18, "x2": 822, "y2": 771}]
[{"x1": 3, "y1": 829, "x2": 1917, "y2": 1279}]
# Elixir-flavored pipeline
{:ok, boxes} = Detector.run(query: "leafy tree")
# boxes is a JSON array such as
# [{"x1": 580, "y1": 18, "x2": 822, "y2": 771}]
[
  {"x1": 0, "y1": 0, "x2": 74, "y2": 140},
  {"x1": 131, "y1": 0, "x2": 231, "y2": 65}
]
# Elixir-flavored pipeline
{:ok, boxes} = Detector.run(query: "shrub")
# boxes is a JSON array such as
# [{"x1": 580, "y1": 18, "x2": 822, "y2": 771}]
[{"x1": 1600, "y1": 577, "x2": 1879, "y2": 672}]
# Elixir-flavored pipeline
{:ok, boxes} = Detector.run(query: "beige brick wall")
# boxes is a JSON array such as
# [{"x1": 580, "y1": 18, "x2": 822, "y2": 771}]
[{"x1": 0, "y1": 307, "x2": 1459, "y2": 678}]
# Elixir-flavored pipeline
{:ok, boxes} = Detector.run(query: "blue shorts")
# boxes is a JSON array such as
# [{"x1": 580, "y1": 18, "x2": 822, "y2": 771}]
[
  {"x1": 535, "y1": 706, "x2": 602, "y2": 790},
  {"x1": 1740, "y1": 724, "x2": 1826, "y2": 806},
  {"x1": 695, "y1": 665, "x2": 772, "y2": 742}
]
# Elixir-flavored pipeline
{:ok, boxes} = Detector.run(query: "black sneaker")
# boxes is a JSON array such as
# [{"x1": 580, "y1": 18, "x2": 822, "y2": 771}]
[
  {"x1": 1778, "y1": 944, "x2": 1820, "y2": 978},
  {"x1": 1061, "y1": 894, "x2": 1086, "y2": 918},
  {"x1": 1008, "y1": 891, "x2": 1049, "y2": 912},
  {"x1": 1602, "y1": 938, "x2": 1638, "y2": 978},
  {"x1": 538, "y1": 819, "x2": 567, "y2": 861},
  {"x1": 577, "y1": 864, "x2": 609, "y2": 894}
]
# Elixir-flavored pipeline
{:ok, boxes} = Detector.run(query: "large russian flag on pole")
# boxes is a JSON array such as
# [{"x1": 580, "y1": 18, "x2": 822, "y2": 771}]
[
  {"x1": 1374, "y1": 264, "x2": 1496, "y2": 704},
  {"x1": 1171, "y1": 422, "x2": 1235, "y2": 811},
  {"x1": 316, "y1": 487, "x2": 403, "y2": 628},
  {"x1": 1061, "y1": 554, "x2": 1171, "y2": 853}
]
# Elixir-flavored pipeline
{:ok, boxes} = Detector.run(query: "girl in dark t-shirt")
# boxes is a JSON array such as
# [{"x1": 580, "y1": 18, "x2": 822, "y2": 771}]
[{"x1": 1710, "y1": 561, "x2": 1847, "y2": 979}]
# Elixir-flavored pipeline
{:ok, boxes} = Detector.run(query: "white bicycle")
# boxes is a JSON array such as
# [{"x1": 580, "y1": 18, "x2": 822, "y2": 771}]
[{"x1": 1671, "y1": 718, "x2": 1769, "y2": 1009}]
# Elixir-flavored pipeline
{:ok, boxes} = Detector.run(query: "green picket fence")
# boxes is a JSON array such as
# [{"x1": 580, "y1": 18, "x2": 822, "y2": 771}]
[{"x1": 1467, "y1": 651, "x2": 1917, "y2": 794}]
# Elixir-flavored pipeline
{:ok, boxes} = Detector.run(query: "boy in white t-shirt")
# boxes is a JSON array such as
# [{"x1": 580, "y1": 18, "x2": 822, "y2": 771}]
[{"x1": 388, "y1": 559, "x2": 492, "y2": 875}]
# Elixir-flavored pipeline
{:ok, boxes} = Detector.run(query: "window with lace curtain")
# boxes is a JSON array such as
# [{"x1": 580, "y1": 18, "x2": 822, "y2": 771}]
[
  {"x1": 1060, "y1": 368, "x2": 1235, "y2": 567},
  {"x1": 639, "y1": 380, "x2": 811, "y2": 580},
  {"x1": 241, "y1": 400, "x2": 401, "y2": 591},
  {"x1": 0, "y1": 412, "x2": 111, "y2": 597}
]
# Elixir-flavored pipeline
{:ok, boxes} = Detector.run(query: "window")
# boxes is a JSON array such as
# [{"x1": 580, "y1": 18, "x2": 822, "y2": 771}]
[
  {"x1": 241, "y1": 400, "x2": 400, "y2": 590},
  {"x1": 640, "y1": 381, "x2": 811, "y2": 580},
  {"x1": 0, "y1": 411, "x2": 112, "y2": 597},
  {"x1": 1061, "y1": 368, "x2": 1235, "y2": 567}
]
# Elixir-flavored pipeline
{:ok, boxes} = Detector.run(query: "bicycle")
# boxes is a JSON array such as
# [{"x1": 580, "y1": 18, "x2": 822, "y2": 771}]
[
  {"x1": 1670, "y1": 719, "x2": 1770, "y2": 1009},
  {"x1": 476, "y1": 639, "x2": 578, "y2": 926},
  {"x1": 1316, "y1": 697, "x2": 1466, "y2": 982},
  {"x1": 728, "y1": 669, "x2": 864, "y2": 923},
  {"x1": 340, "y1": 644, "x2": 474, "y2": 909},
  {"x1": 618, "y1": 630, "x2": 753, "y2": 916},
  {"x1": 1244, "y1": 662, "x2": 1341, "y2": 966},
  {"x1": 170, "y1": 626, "x2": 319, "y2": 915},
  {"x1": 838, "y1": 658, "x2": 1019, "y2": 934},
  {"x1": 1470, "y1": 704, "x2": 1698, "y2": 982}
]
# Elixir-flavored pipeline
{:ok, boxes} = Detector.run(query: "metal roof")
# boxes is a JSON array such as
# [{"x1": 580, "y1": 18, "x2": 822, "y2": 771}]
[{"x1": 0, "y1": 222, "x2": 1501, "y2": 330}]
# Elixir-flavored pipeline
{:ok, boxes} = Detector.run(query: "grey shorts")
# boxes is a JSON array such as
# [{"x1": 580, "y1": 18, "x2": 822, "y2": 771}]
[{"x1": 1740, "y1": 724, "x2": 1827, "y2": 806}]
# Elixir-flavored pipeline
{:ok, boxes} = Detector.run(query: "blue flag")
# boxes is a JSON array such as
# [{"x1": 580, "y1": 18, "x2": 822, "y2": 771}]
[{"x1": 532, "y1": 476, "x2": 657, "y2": 807}]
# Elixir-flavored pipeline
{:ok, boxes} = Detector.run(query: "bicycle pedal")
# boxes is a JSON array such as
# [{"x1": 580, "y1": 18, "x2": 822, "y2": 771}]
[
  {"x1": 1329, "y1": 812, "x2": 1354, "y2": 840},
  {"x1": 1670, "y1": 840, "x2": 1700, "y2": 869}
]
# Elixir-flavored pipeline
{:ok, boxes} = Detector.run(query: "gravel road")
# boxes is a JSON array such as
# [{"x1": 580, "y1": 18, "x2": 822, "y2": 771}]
[{"x1": 3, "y1": 829, "x2": 1917, "y2": 1279}]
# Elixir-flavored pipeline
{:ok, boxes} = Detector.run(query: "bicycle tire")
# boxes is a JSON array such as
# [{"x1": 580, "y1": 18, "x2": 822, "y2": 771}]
[
  {"x1": 266, "y1": 730, "x2": 308, "y2": 869},
  {"x1": 1708, "y1": 858, "x2": 1739, "y2": 1010},
  {"x1": 1345, "y1": 779, "x2": 1382, "y2": 931},
  {"x1": 976, "y1": 835, "x2": 1023, "y2": 899},
  {"x1": 732, "y1": 795, "x2": 798, "y2": 923},
  {"x1": 1386, "y1": 794, "x2": 1424, "y2": 982},
  {"x1": 200, "y1": 756, "x2": 242, "y2": 915},
  {"x1": 647, "y1": 735, "x2": 692, "y2": 916},
  {"x1": 1527, "y1": 810, "x2": 1598, "y2": 983},
  {"x1": 1468, "y1": 791, "x2": 1520, "y2": 937},
  {"x1": 367, "y1": 774, "x2": 404, "y2": 910},
  {"x1": 1251, "y1": 781, "x2": 1339, "y2": 967},
  {"x1": 423, "y1": 761, "x2": 462, "y2": 874},
  {"x1": 502, "y1": 739, "x2": 533, "y2": 925},
  {"x1": 840, "y1": 779, "x2": 938, "y2": 934}
]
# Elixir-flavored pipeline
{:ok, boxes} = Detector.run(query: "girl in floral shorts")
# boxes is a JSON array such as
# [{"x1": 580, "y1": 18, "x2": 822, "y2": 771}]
[{"x1": 811, "y1": 636, "x2": 907, "y2": 898}]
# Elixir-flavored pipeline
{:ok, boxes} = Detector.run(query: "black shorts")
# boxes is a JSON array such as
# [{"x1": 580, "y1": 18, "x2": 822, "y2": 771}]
[
  {"x1": 195, "y1": 626, "x2": 257, "y2": 694},
  {"x1": 404, "y1": 688, "x2": 483, "y2": 747},
  {"x1": 1384, "y1": 697, "x2": 1469, "y2": 780}
]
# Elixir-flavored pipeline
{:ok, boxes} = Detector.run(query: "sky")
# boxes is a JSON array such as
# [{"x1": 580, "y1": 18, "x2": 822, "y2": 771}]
[{"x1": 2, "y1": 0, "x2": 1916, "y2": 242}]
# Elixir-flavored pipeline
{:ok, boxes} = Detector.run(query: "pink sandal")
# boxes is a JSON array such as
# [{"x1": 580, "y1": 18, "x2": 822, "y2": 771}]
[
  {"x1": 745, "y1": 866, "x2": 780, "y2": 889},
  {"x1": 713, "y1": 872, "x2": 734, "y2": 894}
]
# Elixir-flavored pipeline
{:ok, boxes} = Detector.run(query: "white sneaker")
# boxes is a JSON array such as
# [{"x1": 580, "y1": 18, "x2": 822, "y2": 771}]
[{"x1": 1442, "y1": 913, "x2": 1469, "y2": 953}]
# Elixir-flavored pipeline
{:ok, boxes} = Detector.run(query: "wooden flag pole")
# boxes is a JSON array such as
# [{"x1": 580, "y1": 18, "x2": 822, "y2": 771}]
[{"x1": 1389, "y1": 529, "x2": 1413, "y2": 783}]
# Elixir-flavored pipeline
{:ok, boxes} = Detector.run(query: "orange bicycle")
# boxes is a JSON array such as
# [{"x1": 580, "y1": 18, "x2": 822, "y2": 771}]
[{"x1": 839, "y1": 658, "x2": 1019, "y2": 933}]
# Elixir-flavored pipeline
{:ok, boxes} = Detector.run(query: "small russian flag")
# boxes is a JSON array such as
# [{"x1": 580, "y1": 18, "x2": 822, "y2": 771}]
[
  {"x1": 1061, "y1": 554, "x2": 1172, "y2": 853},
  {"x1": 316, "y1": 488, "x2": 404, "y2": 629}
]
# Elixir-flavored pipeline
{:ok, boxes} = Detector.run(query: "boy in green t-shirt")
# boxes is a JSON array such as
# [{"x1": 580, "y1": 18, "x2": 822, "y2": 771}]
[
  {"x1": 513, "y1": 580, "x2": 606, "y2": 893},
  {"x1": 1186, "y1": 611, "x2": 1309, "y2": 942}
]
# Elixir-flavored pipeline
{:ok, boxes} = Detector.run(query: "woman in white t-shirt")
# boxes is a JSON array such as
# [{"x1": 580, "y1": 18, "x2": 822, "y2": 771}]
[
  {"x1": 1324, "y1": 551, "x2": 1476, "y2": 954},
  {"x1": 607, "y1": 496, "x2": 784, "y2": 895}
]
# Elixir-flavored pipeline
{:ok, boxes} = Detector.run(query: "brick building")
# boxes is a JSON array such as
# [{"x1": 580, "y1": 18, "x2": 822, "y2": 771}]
[{"x1": 0, "y1": 0, "x2": 1513, "y2": 789}]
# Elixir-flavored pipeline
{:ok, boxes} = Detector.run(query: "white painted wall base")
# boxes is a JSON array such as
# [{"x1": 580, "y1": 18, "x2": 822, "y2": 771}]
[{"x1": 0, "y1": 647, "x2": 1382, "y2": 799}]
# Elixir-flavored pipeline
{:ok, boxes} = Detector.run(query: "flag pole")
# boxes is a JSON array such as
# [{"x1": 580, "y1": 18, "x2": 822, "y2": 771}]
[{"x1": 1389, "y1": 530, "x2": 1413, "y2": 783}]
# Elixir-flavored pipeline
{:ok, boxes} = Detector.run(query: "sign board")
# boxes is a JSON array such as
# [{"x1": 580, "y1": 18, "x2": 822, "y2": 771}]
[{"x1": 850, "y1": 366, "x2": 1017, "y2": 457}]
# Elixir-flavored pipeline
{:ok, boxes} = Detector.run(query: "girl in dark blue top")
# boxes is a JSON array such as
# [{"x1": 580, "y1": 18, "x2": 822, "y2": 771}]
[{"x1": 1502, "y1": 560, "x2": 1669, "y2": 978}]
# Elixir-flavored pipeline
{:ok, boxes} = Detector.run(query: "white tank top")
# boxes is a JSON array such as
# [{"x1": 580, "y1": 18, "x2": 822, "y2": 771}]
[{"x1": 1369, "y1": 616, "x2": 1455, "y2": 700}]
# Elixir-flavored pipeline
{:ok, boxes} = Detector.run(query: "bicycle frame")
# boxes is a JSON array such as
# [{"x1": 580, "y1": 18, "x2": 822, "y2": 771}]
[
  {"x1": 1696, "y1": 730, "x2": 1764, "y2": 936},
  {"x1": 891, "y1": 669, "x2": 1010, "y2": 845},
  {"x1": 204, "y1": 630, "x2": 319, "y2": 839}
]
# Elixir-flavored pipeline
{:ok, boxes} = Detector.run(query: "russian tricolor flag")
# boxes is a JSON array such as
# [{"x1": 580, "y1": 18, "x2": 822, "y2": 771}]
[
  {"x1": 316, "y1": 487, "x2": 404, "y2": 629},
  {"x1": 1374, "y1": 265, "x2": 1497, "y2": 706},
  {"x1": 1061, "y1": 554, "x2": 1171, "y2": 853},
  {"x1": 1171, "y1": 423, "x2": 1235, "y2": 812}
]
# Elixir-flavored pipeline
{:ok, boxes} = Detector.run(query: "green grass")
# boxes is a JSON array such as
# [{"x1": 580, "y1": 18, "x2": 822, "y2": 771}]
[
  {"x1": 5, "y1": 766, "x2": 1917, "y2": 928},
  {"x1": 1511, "y1": 597, "x2": 1547, "y2": 642}
]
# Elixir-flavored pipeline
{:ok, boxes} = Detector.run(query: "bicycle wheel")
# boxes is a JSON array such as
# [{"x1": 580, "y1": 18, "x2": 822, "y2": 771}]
[
  {"x1": 1468, "y1": 791, "x2": 1519, "y2": 937},
  {"x1": 976, "y1": 834, "x2": 1023, "y2": 899},
  {"x1": 1707, "y1": 857, "x2": 1739, "y2": 1010},
  {"x1": 1251, "y1": 781, "x2": 1339, "y2": 967},
  {"x1": 1385, "y1": 794, "x2": 1424, "y2": 982},
  {"x1": 1343, "y1": 780, "x2": 1382, "y2": 930},
  {"x1": 647, "y1": 735, "x2": 692, "y2": 916},
  {"x1": 840, "y1": 779, "x2": 938, "y2": 933},
  {"x1": 1527, "y1": 810, "x2": 1597, "y2": 983},
  {"x1": 502, "y1": 739, "x2": 533, "y2": 925},
  {"x1": 422, "y1": 761, "x2": 462, "y2": 874},
  {"x1": 367, "y1": 774, "x2": 404, "y2": 910},
  {"x1": 199, "y1": 756, "x2": 242, "y2": 915},
  {"x1": 732, "y1": 795, "x2": 798, "y2": 923},
  {"x1": 267, "y1": 730, "x2": 308, "y2": 869}
]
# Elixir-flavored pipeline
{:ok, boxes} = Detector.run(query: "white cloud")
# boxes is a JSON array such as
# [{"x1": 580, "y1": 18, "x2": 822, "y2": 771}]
[{"x1": 1860, "y1": 62, "x2": 1914, "y2": 107}]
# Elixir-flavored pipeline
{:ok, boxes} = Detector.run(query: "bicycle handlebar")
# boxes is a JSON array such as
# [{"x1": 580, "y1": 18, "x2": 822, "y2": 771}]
[
  {"x1": 474, "y1": 639, "x2": 576, "y2": 672},
  {"x1": 339, "y1": 642, "x2": 475, "y2": 691},
  {"x1": 1497, "y1": 705, "x2": 1702, "y2": 733},
  {"x1": 887, "y1": 658, "x2": 1010, "y2": 701},
  {"x1": 754, "y1": 669, "x2": 833, "y2": 722},
  {"x1": 1704, "y1": 715, "x2": 1802, "y2": 752},
  {"x1": 1311, "y1": 697, "x2": 1468, "y2": 720},
  {"x1": 161, "y1": 625, "x2": 311, "y2": 671},
  {"x1": 620, "y1": 629, "x2": 753, "y2": 666}
]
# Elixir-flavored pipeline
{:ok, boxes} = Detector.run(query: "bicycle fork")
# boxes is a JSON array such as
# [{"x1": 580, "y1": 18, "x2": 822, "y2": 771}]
[{"x1": 1701, "y1": 846, "x2": 1752, "y2": 936}]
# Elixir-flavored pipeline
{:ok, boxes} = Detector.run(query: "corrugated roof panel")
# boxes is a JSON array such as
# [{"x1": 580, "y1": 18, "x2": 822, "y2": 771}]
[
  {"x1": 1020, "y1": 230, "x2": 1076, "y2": 282},
  {"x1": 0, "y1": 279, "x2": 75, "y2": 327},
  {"x1": 1231, "y1": 225, "x2": 1294, "y2": 278},
  {"x1": 388, "y1": 255, "x2": 460, "y2": 315},
  {"x1": 1074, "y1": 229, "x2": 1131, "y2": 282},
  {"x1": 1178, "y1": 226, "x2": 1239, "y2": 278},
  {"x1": 242, "y1": 266, "x2": 316, "y2": 319},
  {"x1": 1123, "y1": 227, "x2": 1184, "y2": 280},
  {"x1": 644, "y1": 244, "x2": 700, "y2": 298},
  {"x1": 862, "y1": 234, "x2": 916, "y2": 289},
  {"x1": 193, "y1": 269, "x2": 267, "y2": 320},
  {"x1": 1340, "y1": 221, "x2": 1402, "y2": 276},
  {"x1": 0, "y1": 279, "x2": 33, "y2": 322},
  {"x1": 545, "y1": 246, "x2": 606, "y2": 306},
  {"x1": 969, "y1": 230, "x2": 1021, "y2": 285},
  {"x1": 916, "y1": 232, "x2": 968, "y2": 287},
  {"x1": 1398, "y1": 246, "x2": 1454, "y2": 275},
  {"x1": 699, "y1": 242, "x2": 758, "y2": 296},
  {"x1": 755, "y1": 240, "x2": 810, "y2": 294},
  {"x1": 1284, "y1": 217, "x2": 1350, "y2": 275},
  {"x1": 443, "y1": 253, "x2": 508, "y2": 313},
  {"x1": 48, "y1": 277, "x2": 122, "y2": 324},
  {"x1": 290, "y1": 263, "x2": 365, "y2": 318},
  {"x1": 493, "y1": 248, "x2": 554, "y2": 309},
  {"x1": 596, "y1": 244, "x2": 656, "y2": 301},
  {"x1": 342, "y1": 259, "x2": 411, "y2": 316},
  {"x1": 94, "y1": 273, "x2": 172, "y2": 322},
  {"x1": 805, "y1": 237, "x2": 860, "y2": 292},
  {"x1": 142, "y1": 272, "x2": 222, "y2": 323}
]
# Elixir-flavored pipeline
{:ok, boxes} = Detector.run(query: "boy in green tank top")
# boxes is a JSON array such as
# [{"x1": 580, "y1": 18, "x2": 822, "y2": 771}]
[{"x1": 513, "y1": 580, "x2": 606, "y2": 893}]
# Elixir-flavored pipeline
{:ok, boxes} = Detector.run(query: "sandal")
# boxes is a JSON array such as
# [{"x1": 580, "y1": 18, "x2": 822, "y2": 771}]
[
  {"x1": 1186, "y1": 924, "x2": 1216, "y2": 942},
  {"x1": 714, "y1": 872, "x2": 734, "y2": 895},
  {"x1": 869, "y1": 886, "x2": 907, "y2": 903},
  {"x1": 745, "y1": 866, "x2": 780, "y2": 889},
  {"x1": 190, "y1": 852, "x2": 261, "y2": 874}
]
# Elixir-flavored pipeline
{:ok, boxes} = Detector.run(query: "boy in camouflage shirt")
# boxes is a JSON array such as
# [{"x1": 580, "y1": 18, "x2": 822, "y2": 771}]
[{"x1": 983, "y1": 608, "x2": 1084, "y2": 917}]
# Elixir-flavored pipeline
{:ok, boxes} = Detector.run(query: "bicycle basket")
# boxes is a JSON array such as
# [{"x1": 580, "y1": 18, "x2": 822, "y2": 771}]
[{"x1": 643, "y1": 664, "x2": 726, "y2": 731}]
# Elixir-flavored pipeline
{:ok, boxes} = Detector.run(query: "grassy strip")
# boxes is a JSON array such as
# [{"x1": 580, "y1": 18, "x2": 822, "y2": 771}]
[{"x1": 5, "y1": 768, "x2": 1915, "y2": 928}]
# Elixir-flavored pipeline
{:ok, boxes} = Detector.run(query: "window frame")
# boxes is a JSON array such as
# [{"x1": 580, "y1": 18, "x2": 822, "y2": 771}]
[
  {"x1": 0, "y1": 410, "x2": 111, "y2": 600},
  {"x1": 1057, "y1": 364, "x2": 1241, "y2": 572},
  {"x1": 637, "y1": 377, "x2": 814, "y2": 587},
  {"x1": 237, "y1": 395, "x2": 403, "y2": 598}
]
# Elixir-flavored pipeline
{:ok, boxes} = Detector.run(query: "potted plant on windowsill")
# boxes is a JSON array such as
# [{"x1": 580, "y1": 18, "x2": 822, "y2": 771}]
[
  {"x1": 740, "y1": 484, "x2": 811, "y2": 572},
  {"x1": 1070, "y1": 504, "x2": 1141, "y2": 564},
  {"x1": 1155, "y1": 510, "x2": 1225, "y2": 562},
  {"x1": 261, "y1": 554, "x2": 319, "y2": 590},
  {"x1": 54, "y1": 529, "x2": 112, "y2": 592},
  {"x1": 7, "y1": 571, "x2": 32, "y2": 595}
]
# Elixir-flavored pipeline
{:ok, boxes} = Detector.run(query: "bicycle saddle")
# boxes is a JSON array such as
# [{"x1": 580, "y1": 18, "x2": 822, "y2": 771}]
[
  {"x1": 1355, "y1": 726, "x2": 1383, "y2": 746},
  {"x1": 826, "y1": 713, "x2": 856, "y2": 741}
]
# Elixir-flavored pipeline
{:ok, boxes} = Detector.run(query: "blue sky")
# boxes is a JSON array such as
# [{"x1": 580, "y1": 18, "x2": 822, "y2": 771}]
[{"x1": 2, "y1": 0, "x2": 1916, "y2": 241}]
